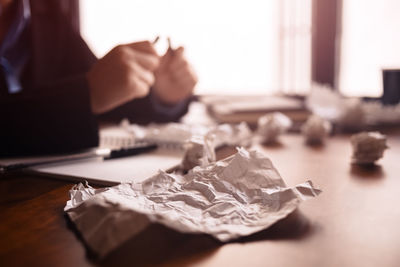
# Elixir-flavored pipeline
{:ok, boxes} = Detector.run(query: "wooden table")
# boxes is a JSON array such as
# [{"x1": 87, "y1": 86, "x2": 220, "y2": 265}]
[{"x1": 1, "y1": 132, "x2": 400, "y2": 267}]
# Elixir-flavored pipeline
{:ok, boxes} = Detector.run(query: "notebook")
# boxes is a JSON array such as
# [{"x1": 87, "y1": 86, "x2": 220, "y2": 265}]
[
  {"x1": 1, "y1": 126, "x2": 184, "y2": 186},
  {"x1": 30, "y1": 148, "x2": 183, "y2": 186}
]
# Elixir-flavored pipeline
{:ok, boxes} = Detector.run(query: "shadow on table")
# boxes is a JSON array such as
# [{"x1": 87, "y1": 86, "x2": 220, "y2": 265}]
[
  {"x1": 260, "y1": 140, "x2": 286, "y2": 149},
  {"x1": 304, "y1": 140, "x2": 327, "y2": 151},
  {"x1": 237, "y1": 209, "x2": 314, "y2": 243},
  {"x1": 350, "y1": 163, "x2": 385, "y2": 180},
  {"x1": 87, "y1": 209, "x2": 314, "y2": 266}
]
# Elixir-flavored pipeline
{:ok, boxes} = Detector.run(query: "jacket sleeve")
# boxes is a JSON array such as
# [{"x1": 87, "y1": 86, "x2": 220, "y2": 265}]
[
  {"x1": 0, "y1": 75, "x2": 99, "y2": 156},
  {"x1": 0, "y1": 0, "x2": 100, "y2": 157},
  {"x1": 98, "y1": 90, "x2": 193, "y2": 125},
  {"x1": 0, "y1": 0, "x2": 192, "y2": 156}
]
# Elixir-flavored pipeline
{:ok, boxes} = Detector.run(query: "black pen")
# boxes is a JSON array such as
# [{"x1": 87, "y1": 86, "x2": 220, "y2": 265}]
[{"x1": 104, "y1": 143, "x2": 158, "y2": 160}]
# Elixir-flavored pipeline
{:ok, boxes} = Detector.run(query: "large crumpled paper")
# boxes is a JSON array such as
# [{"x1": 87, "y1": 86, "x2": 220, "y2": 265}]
[{"x1": 65, "y1": 148, "x2": 321, "y2": 257}]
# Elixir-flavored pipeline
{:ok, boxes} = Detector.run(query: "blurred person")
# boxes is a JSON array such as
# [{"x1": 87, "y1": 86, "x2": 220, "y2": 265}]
[{"x1": 0, "y1": 0, "x2": 197, "y2": 156}]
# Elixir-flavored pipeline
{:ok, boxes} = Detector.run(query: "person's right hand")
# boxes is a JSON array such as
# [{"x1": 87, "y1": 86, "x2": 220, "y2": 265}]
[{"x1": 87, "y1": 41, "x2": 160, "y2": 114}]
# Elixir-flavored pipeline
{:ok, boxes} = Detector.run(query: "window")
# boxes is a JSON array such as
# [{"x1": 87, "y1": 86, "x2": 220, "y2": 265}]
[
  {"x1": 80, "y1": 0, "x2": 312, "y2": 95},
  {"x1": 338, "y1": 0, "x2": 400, "y2": 97}
]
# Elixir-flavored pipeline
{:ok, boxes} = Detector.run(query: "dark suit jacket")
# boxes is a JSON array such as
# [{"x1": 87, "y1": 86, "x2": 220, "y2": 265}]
[{"x1": 0, "y1": 0, "x2": 189, "y2": 156}]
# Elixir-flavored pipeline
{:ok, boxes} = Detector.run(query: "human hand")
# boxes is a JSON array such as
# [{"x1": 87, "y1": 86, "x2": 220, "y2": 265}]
[
  {"x1": 153, "y1": 46, "x2": 197, "y2": 105},
  {"x1": 87, "y1": 41, "x2": 159, "y2": 114}
]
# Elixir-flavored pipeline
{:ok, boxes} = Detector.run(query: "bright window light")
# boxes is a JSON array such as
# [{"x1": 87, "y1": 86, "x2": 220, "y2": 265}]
[
  {"x1": 80, "y1": 0, "x2": 311, "y2": 95},
  {"x1": 339, "y1": 0, "x2": 400, "y2": 97}
]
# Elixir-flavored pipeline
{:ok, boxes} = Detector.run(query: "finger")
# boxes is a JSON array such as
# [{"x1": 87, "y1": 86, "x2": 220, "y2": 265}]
[
  {"x1": 131, "y1": 62, "x2": 155, "y2": 86},
  {"x1": 169, "y1": 57, "x2": 189, "y2": 71},
  {"x1": 129, "y1": 75, "x2": 150, "y2": 98},
  {"x1": 171, "y1": 67, "x2": 190, "y2": 80},
  {"x1": 117, "y1": 44, "x2": 159, "y2": 70},
  {"x1": 171, "y1": 65, "x2": 197, "y2": 81},
  {"x1": 131, "y1": 52, "x2": 160, "y2": 71},
  {"x1": 172, "y1": 46, "x2": 185, "y2": 55},
  {"x1": 168, "y1": 47, "x2": 188, "y2": 68},
  {"x1": 176, "y1": 74, "x2": 198, "y2": 88},
  {"x1": 168, "y1": 46, "x2": 185, "y2": 62},
  {"x1": 157, "y1": 48, "x2": 174, "y2": 71},
  {"x1": 170, "y1": 75, "x2": 196, "y2": 98},
  {"x1": 159, "y1": 46, "x2": 184, "y2": 70},
  {"x1": 126, "y1": 40, "x2": 158, "y2": 55}
]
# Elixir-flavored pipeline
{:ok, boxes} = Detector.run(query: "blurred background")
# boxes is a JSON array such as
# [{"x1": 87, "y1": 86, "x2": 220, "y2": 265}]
[{"x1": 80, "y1": 0, "x2": 400, "y2": 98}]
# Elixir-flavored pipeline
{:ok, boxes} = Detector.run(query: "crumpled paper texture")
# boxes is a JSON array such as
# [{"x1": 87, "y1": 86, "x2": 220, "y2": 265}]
[
  {"x1": 180, "y1": 137, "x2": 216, "y2": 172},
  {"x1": 301, "y1": 115, "x2": 332, "y2": 144},
  {"x1": 65, "y1": 148, "x2": 321, "y2": 257},
  {"x1": 207, "y1": 122, "x2": 253, "y2": 148},
  {"x1": 121, "y1": 121, "x2": 252, "y2": 149},
  {"x1": 306, "y1": 83, "x2": 400, "y2": 128},
  {"x1": 350, "y1": 131, "x2": 388, "y2": 164},
  {"x1": 257, "y1": 112, "x2": 292, "y2": 143}
]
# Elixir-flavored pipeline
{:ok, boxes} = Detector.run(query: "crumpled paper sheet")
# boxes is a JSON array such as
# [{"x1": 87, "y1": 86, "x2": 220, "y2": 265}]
[
  {"x1": 180, "y1": 137, "x2": 216, "y2": 172},
  {"x1": 350, "y1": 131, "x2": 388, "y2": 164},
  {"x1": 180, "y1": 123, "x2": 253, "y2": 172},
  {"x1": 306, "y1": 83, "x2": 400, "y2": 128},
  {"x1": 65, "y1": 148, "x2": 321, "y2": 257},
  {"x1": 257, "y1": 112, "x2": 292, "y2": 143},
  {"x1": 121, "y1": 121, "x2": 253, "y2": 149},
  {"x1": 301, "y1": 115, "x2": 332, "y2": 144},
  {"x1": 306, "y1": 84, "x2": 366, "y2": 127},
  {"x1": 207, "y1": 122, "x2": 253, "y2": 148}
]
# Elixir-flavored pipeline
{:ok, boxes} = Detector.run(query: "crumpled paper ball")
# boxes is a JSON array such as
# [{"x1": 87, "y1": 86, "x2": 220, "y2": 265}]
[
  {"x1": 257, "y1": 112, "x2": 292, "y2": 144},
  {"x1": 301, "y1": 115, "x2": 332, "y2": 144},
  {"x1": 350, "y1": 131, "x2": 388, "y2": 164},
  {"x1": 208, "y1": 122, "x2": 253, "y2": 148},
  {"x1": 180, "y1": 137, "x2": 216, "y2": 172},
  {"x1": 337, "y1": 99, "x2": 366, "y2": 130}
]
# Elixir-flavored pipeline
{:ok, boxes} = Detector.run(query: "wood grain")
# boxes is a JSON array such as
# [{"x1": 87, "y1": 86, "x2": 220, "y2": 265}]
[{"x1": 1, "y1": 132, "x2": 400, "y2": 267}]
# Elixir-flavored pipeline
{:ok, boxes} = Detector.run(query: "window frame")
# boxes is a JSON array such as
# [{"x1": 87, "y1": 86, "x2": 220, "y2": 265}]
[{"x1": 311, "y1": 0, "x2": 342, "y2": 89}]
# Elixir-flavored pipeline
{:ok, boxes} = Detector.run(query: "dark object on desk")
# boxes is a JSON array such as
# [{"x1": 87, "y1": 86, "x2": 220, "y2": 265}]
[
  {"x1": 104, "y1": 143, "x2": 158, "y2": 160},
  {"x1": 0, "y1": 143, "x2": 158, "y2": 172},
  {"x1": 0, "y1": 151, "x2": 103, "y2": 172},
  {"x1": 382, "y1": 69, "x2": 400, "y2": 105}
]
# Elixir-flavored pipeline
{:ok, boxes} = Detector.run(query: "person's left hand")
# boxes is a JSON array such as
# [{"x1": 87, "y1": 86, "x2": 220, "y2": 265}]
[{"x1": 153, "y1": 47, "x2": 197, "y2": 105}]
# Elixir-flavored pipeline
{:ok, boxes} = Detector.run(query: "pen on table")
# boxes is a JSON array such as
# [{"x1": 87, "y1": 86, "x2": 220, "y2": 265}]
[
  {"x1": 0, "y1": 143, "x2": 158, "y2": 172},
  {"x1": 103, "y1": 143, "x2": 157, "y2": 160}
]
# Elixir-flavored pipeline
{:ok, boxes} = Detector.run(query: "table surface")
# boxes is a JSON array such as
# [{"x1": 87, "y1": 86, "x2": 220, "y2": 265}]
[{"x1": 1, "y1": 131, "x2": 400, "y2": 267}]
